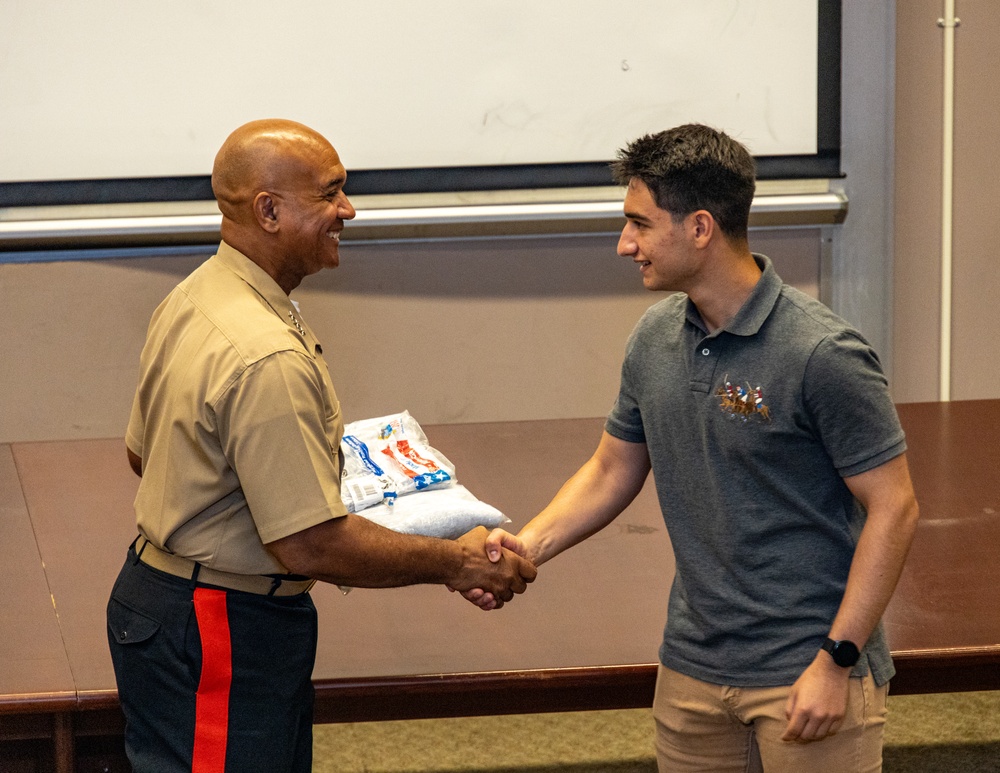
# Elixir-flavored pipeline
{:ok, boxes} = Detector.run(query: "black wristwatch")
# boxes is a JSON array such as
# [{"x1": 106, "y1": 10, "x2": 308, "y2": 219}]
[{"x1": 821, "y1": 637, "x2": 861, "y2": 667}]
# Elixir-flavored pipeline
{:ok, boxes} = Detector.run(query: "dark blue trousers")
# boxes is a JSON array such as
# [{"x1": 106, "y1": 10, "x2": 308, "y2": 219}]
[{"x1": 107, "y1": 548, "x2": 317, "y2": 772}]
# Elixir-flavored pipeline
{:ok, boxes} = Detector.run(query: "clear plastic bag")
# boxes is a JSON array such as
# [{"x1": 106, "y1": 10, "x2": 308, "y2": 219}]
[
  {"x1": 336, "y1": 412, "x2": 510, "y2": 595},
  {"x1": 340, "y1": 410, "x2": 456, "y2": 512}
]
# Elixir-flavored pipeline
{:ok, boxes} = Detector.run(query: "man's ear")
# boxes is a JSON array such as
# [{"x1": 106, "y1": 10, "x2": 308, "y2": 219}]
[
  {"x1": 253, "y1": 192, "x2": 280, "y2": 233},
  {"x1": 689, "y1": 210, "x2": 715, "y2": 248}
]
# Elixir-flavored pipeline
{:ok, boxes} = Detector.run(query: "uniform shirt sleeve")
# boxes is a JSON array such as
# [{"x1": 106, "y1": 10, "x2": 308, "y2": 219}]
[
  {"x1": 125, "y1": 387, "x2": 145, "y2": 459},
  {"x1": 217, "y1": 349, "x2": 348, "y2": 544}
]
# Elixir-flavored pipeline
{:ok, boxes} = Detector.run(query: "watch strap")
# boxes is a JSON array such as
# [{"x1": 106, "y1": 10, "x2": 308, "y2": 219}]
[{"x1": 821, "y1": 637, "x2": 861, "y2": 667}]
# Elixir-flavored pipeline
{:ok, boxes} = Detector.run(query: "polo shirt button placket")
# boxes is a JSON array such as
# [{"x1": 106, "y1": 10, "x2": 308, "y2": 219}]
[{"x1": 690, "y1": 341, "x2": 720, "y2": 393}]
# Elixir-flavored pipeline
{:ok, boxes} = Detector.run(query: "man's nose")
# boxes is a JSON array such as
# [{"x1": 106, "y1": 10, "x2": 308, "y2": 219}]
[{"x1": 617, "y1": 227, "x2": 636, "y2": 257}]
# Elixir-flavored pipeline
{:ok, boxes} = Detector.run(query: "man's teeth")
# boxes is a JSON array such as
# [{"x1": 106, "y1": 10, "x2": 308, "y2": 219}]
[{"x1": 327, "y1": 231, "x2": 340, "y2": 241}]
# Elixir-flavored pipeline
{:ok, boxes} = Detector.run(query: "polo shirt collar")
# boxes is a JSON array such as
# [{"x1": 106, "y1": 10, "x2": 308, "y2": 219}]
[{"x1": 685, "y1": 253, "x2": 782, "y2": 337}]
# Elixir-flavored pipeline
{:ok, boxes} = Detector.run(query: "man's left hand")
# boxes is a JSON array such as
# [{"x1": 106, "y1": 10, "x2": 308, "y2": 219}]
[{"x1": 782, "y1": 654, "x2": 851, "y2": 742}]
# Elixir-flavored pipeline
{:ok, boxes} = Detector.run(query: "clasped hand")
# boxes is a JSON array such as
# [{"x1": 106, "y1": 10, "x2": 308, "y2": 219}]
[
  {"x1": 449, "y1": 526, "x2": 536, "y2": 607},
  {"x1": 449, "y1": 528, "x2": 528, "y2": 610}
]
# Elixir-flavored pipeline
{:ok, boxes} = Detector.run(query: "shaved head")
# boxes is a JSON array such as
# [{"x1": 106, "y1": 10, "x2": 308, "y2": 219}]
[
  {"x1": 212, "y1": 119, "x2": 332, "y2": 223},
  {"x1": 209, "y1": 119, "x2": 355, "y2": 293}
]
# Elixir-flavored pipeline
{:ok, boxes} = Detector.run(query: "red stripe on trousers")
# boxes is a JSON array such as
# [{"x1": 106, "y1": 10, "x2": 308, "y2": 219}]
[{"x1": 192, "y1": 588, "x2": 232, "y2": 772}]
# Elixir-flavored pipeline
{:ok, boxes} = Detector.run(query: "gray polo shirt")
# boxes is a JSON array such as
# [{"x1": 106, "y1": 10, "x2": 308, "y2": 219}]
[{"x1": 606, "y1": 254, "x2": 904, "y2": 687}]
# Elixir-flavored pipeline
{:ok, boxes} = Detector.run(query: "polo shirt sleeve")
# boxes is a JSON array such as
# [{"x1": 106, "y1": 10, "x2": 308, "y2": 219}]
[
  {"x1": 217, "y1": 349, "x2": 348, "y2": 544},
  {"x1": 803, "y1": 331, "x2": 906, "y2": 478},
  {"x1": 605, "y1": 329, "x2": 648, "y2": 444}
]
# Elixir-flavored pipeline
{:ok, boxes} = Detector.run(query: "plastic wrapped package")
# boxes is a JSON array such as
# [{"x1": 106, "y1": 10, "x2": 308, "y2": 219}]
[
  {"x1": 337, "y1": 411, "x2": 510, "y2": 594},
  {"x1": 339, "y1": 410, "x2": 509, "y2": 537},
  {"x1": 340, "y1": 410, "x2": 456, "y2": 512},
  {"x1": 352, "y1": 483, "x2": 509, "y2": 539}
]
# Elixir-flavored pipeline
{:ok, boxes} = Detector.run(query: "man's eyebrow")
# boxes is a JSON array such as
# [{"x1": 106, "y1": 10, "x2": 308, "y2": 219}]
[
  {"x1": 623, "y1": 209, "x2": 651, "y2": 223},
  {"x1": 321, "y1": 175, "x2": 347, "y2": 193}
]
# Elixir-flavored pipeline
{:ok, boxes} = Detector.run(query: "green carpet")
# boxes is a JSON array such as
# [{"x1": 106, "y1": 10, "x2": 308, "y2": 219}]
[{"x1": 312, "y1": 691, "x2": 1000, "y2": 772}]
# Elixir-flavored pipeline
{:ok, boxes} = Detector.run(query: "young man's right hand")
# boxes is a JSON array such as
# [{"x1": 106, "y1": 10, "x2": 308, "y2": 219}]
[
  {"x1": 449, "y1": 526, "x2": 536, "y2": 607},
  {"x1": 453, "y1": 528, "x2": 532, "y2": 610}
]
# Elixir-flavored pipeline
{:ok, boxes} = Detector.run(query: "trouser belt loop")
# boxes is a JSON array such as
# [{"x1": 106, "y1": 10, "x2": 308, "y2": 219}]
[
  {"x1": 131, "y1": 534, "x2": 146, "y2": 565},
  {"x1": 189, "y1": 562, "x2": 202, "y2": 590},
  {"x1": 268, "y1": 577, "x2": 282, "y2": 597}
]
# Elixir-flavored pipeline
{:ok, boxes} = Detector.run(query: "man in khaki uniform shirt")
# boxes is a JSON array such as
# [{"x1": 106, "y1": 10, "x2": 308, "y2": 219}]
[{"x1": 107, "y1": 119, "x2": 536, "y2": 773}]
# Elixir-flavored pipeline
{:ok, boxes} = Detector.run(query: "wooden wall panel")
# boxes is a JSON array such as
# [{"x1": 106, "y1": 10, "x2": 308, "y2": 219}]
[
  {"x1": 894, "y1": 0, "x2": 1000, "y2": 402},
  {"x1": 950, "y1": 2, "x2": 1000, "y2": 399}
]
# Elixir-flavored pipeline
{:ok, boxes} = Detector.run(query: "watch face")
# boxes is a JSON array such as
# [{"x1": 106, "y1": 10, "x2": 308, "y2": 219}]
[{"x1": 831, "y1": 640, "x2": 861, "y2": 667}]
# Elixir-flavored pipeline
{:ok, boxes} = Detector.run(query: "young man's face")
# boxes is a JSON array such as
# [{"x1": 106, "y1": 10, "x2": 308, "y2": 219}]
[{"x1": 617, "y1": 179, "x2": 698, "y2": 293}]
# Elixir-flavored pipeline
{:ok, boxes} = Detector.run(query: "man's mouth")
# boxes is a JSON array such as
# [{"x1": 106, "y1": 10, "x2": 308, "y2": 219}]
[{"x1": 327, "y1": 230, "x2": 341, "y2": 242}]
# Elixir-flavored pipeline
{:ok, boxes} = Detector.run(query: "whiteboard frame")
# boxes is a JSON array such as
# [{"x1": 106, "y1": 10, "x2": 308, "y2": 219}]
[{"x1": 0, "y1": 2, "x2": 840, "y2": 209}]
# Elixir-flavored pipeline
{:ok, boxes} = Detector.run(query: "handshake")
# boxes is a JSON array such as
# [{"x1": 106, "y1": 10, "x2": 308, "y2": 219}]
[{"x1": 448, "y1": 526, "x2": 534, "y2": 610}]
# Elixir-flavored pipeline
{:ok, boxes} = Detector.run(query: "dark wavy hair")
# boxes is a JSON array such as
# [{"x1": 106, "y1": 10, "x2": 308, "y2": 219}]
[{"x1": 610, "y1": 124, "x2": 756, "y2": 243}]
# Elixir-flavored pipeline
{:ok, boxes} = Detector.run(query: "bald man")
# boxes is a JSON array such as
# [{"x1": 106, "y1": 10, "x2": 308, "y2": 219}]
[{"x1": 108, "y1": 119, "x2": 536, "y2": 773}]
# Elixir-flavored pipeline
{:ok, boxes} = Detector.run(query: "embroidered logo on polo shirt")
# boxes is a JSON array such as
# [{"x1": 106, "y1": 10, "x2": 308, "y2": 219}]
[{"x1": 716, "y1": 376, "x2": 771, "y2": 422}]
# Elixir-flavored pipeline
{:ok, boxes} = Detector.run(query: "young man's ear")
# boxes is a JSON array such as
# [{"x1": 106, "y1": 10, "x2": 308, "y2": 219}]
[
  {"x1": 253, "y1": 192, "x2": 280, "y2": 233},
  {"x1": 689, "y1": 210, "x2": 715, "y2": 248}
]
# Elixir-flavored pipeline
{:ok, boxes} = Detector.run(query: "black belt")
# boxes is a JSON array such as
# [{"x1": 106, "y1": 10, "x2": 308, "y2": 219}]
[{"x1": 134, "y1": 535, "x2": 315, "y2": 597}]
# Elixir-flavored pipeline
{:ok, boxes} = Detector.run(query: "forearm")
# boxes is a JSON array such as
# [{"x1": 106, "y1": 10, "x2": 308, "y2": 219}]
[
  {"x1": 272, "y1": 514, "x2": 462, "y2": 588},
  {"x1": 518, "y1": 432, "x2": 651, "y2": 566},
  {"x1": 783, "y1": 482, "x2": 916, "y2": 742},
  {"x1": 783, "y1": 506, "x2": 917, "y2": 742},
  {"x1": 829, "y1": 453, "x2": 920, "y2": 647},
  {"x1": 829, "y1": 499, "x2": 919, "y2": 646},
  {"x1": 269, "y1": 515, "x2": 533, "y2": 598},
  {"x1": 126, "y1": 446, "x2": 143, "y2": 477}
]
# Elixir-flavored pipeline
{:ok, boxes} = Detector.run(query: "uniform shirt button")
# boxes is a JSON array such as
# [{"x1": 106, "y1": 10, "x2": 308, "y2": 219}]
[{"x1": 701, "y1": 348, "x2": 711, "y2": 356}]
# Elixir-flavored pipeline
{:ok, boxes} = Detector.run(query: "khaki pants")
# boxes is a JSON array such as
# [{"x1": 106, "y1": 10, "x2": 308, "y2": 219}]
[{"x1": 652, "y1": 665, "x2": 888, "y2": 773}]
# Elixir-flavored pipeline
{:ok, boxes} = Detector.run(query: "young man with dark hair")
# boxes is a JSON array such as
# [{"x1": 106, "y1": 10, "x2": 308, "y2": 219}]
[{"x1": 464, "y1": 124, "x2": 918, "y2": 772}]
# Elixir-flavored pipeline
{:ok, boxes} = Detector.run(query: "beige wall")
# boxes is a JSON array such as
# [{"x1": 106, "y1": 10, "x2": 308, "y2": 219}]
[
  {"x1": 14, "y1": 2, "x2": 998, "y2": 440},
  {"x1": 893, "y1": 0, "x2": 942, "y2": 403},
  {"x1": 0, "y1": 229, "x2": 821, "y2": 443},
  {"x1": 894, "y1": 0, "x2": 1000, "y2": 402}
]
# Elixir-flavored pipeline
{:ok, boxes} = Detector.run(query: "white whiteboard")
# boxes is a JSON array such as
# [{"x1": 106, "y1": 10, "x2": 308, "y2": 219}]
[{"x1": 0, "y1": 0, "x2": 817, "y2": 184}]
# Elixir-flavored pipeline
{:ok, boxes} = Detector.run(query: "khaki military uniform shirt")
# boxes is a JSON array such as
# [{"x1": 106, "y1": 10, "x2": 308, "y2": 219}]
[{"x1": 126, "y1": 241, "x2": 347, "y2": 575}]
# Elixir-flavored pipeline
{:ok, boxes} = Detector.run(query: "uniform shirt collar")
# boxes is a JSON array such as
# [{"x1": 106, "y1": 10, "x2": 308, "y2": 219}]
[{"x1": 215, "y1": 240, "x2": 299, "y2": 323}]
